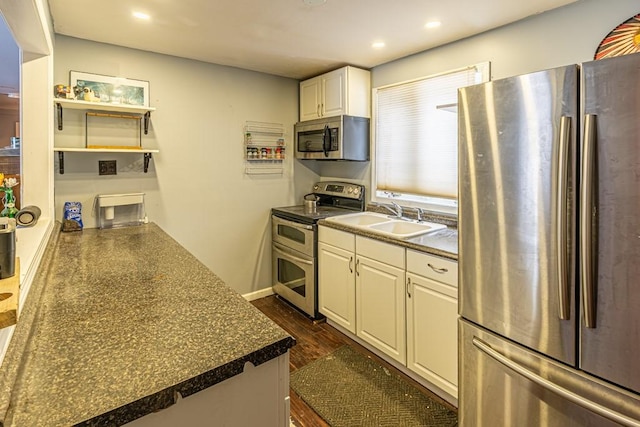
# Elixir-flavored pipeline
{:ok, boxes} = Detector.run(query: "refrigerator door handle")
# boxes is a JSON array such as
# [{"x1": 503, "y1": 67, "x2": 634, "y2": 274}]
[
  {"x1": 581, "y1": 114, "x2": 597, "y2": 328},
  {"x1": 556, "y1": 115, "x2": 571, "y2": 320},
  {"x1": 472, "y1": 336, "x2": 640, "y2": 427}
]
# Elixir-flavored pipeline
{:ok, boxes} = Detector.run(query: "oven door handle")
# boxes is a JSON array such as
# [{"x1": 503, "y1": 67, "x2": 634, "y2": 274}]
[
  {"x1": 273, "y1": 242, "x2": 314, "y2": 265},
  {"x1": 273, "y1": 215, "x2": 314, "y2": 231}
]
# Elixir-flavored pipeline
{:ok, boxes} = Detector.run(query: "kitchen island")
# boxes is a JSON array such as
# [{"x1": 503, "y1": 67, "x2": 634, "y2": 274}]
[{"x1": 0, "y1": 223, "x2": 294, "y2": 426}]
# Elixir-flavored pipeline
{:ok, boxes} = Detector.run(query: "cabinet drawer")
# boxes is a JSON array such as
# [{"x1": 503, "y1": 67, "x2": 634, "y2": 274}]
[
  {"x1": 406, "y1": 250, "x2": 457, "y2": 287},
  {"x1": 319, "y1": 226, "x2": 355, "y2": 251},
  {"x1": 356, "y1": 236, "x2": 404, "y2": 268}
]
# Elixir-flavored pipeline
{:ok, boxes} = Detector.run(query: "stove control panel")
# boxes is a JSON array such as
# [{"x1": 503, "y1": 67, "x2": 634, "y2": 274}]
[{"x1": 313, "y1": 181, "x2": 364, "y2": 200}]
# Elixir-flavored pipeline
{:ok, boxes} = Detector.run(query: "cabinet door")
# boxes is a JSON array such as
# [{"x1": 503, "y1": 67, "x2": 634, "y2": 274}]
[
  {"x1": 321, "y1": 68, "x2": 346, "y2": 118},
  {"x1": 299, "y1": 77, "x2": 321, "y2": 121},
  {"x1": 406, "y1": 272, "x2": 458, "y2": 398},
  {"x1": 318, "y1": 242, "x2": 356, "y2": 333},
  {"x1": 356, "y1": 255, "x2": 406, "y2": 364}
]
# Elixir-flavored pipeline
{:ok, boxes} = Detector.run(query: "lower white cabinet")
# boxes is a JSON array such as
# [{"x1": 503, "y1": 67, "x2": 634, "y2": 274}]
[
  {"x1": 406, "y1": 250, "x2": 459, "y2": 398},
  {"x1": 318, "y1": 226, "x2": 459, "y2": 401},
  {"x1": 356, "y1": 236, "x2": 406, "y2": 364},
  {"x1": 318, "y1": 227, "x2": 356, "y2": 333}
]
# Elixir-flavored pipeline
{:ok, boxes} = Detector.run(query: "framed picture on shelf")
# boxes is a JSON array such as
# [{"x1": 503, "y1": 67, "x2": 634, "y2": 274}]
[{"x1": 70, "y1": 71, "x2": 150, "y2": 107}]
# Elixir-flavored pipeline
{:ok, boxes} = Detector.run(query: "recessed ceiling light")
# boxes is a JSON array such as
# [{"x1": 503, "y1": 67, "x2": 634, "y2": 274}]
[
  {"x1": 372, "y1": 41, "x2": 385, "y2": 49},
  {"x1": 303, "y1": 0, "x2": 326, "y2": 5},
  {"x1": 425, "y1": 21, "x2": 441, "y2": 29},
  {"x1": 133, "y1": 11, "x2": 151, "y2": 20}
]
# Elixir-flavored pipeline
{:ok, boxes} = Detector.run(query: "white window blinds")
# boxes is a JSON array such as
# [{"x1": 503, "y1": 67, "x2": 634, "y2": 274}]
[{"x1": 374, "y1": 64, "x2": 489, "y2": 201}]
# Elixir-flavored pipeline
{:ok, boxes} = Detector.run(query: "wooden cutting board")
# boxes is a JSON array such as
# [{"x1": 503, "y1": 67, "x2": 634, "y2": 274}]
[{"x1": 0, "y1": 258, "x2": 20, "y2": 329}]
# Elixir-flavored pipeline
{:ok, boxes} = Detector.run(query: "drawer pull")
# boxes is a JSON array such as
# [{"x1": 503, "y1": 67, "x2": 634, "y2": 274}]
[{"x1": 428, "y1": 263, "x2": 448, "y2": 274}]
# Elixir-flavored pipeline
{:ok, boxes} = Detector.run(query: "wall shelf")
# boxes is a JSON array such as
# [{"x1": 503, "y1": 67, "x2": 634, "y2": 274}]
[
  {"x1": 54, "y1": 147, "x2": 159, "y2": 174},
  {"x1": 435, "y1": 103, "x2": 458, "y2": 113},
  {"x1": 55, "y1": 99, "x2": 155, "y2": 133}
]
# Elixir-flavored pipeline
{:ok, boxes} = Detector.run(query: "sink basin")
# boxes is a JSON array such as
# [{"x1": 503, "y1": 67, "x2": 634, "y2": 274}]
[
  {"x1": 325, "y1": 211, "x2": 446, "y2": 239},
  {"x1": 368, "y1": 220, "x2": 446, "y2": 239},
  {"x1": 325, "y1": 212, "x2": 392, "y2": 226}
]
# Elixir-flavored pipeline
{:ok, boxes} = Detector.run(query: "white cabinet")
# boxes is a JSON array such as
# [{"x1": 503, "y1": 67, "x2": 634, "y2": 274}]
[
  {"x1": 318, "y1": 227, "x2": 356, "y2": 333},
  {"x1": 406, "y1": 250, "x2": 458, "y2": 398},
  {"x1": 318, "y1": 226, "x2": 459, "y2": 402},
  {"x1": 299, "y1": 66, "x2": 371, "y2": 122},
  {"x1": 356, "y1": 236, "x2": 406, "y2": 364}
]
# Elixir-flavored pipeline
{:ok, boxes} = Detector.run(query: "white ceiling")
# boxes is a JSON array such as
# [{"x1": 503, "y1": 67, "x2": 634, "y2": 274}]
[{"x1": 47, "y1": 0, "x2": 578, "y2": 80}]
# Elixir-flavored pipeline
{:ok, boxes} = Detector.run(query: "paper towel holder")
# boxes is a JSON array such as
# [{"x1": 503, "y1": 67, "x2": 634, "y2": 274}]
[{"x1": 96, "y1": 193, "x2": 146, "y2": 229}]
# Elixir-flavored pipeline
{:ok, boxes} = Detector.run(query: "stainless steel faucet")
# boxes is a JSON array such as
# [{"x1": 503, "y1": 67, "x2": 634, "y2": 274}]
[
  {"x1": 415, "y1": 207, "x2": 425, "y2": 222},
  {"x1": 381, "y1": 202, "x2": 403, "y2": 219}
]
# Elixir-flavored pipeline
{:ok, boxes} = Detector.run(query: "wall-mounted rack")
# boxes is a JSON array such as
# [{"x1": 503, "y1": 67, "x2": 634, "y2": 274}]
[{"x1": 244, "y1": 121, "x2": 285, "y2": 175}]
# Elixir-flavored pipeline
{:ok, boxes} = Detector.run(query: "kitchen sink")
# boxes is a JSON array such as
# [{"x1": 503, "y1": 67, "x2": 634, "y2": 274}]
[
  {"x1": 368, "y1": 219, "x2": 446, "y2": 238},
  {"x1": 325, "y1": 212, "x2": 446, "y2": 239},
  {"x1": 325, "y1": 212, "x2": 392, "y2": 226}
]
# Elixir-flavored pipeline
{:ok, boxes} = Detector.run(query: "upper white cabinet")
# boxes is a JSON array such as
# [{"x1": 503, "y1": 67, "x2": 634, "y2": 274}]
[{"x1": 299, "y1": 66, "x2": 371, "y2": 122}]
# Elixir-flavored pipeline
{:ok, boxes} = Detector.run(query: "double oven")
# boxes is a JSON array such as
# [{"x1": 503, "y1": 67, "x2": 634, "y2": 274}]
[{"x1": 271, "y1": 182, "x2": 365, "y2": 318}]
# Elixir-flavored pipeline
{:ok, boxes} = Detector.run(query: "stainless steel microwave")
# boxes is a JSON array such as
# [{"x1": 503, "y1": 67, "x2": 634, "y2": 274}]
[{"x1": 294, "y1": 115, "x2": 370, "y2": 161}]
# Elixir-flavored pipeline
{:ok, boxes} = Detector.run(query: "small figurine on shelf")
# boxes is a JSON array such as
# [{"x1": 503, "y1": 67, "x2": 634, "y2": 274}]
[
  {"x1": 0, "y1": 174, "x2": 18, "y2": 218},
  {"x1": 54, "y1": 84, "x2": 73, "y2": 99}
]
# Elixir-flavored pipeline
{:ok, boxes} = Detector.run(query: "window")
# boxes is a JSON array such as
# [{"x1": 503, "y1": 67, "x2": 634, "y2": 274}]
[{"x1": 372, "y1": 62, "x2": 490, "y2": 214}]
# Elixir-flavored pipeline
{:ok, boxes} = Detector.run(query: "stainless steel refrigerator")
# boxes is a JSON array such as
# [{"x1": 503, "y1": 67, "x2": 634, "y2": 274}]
[{"x1": 458, "y1": 53, "x2": 640, "y2": 426}]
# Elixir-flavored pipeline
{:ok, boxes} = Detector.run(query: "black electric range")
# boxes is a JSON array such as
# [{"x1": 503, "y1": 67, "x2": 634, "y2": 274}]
[
  {"x1": 271, "y1": 181, "x2": 366, "y2": 224},
  {"x1": 271, "y1": 181, "x2": 365, "y2": 319}
]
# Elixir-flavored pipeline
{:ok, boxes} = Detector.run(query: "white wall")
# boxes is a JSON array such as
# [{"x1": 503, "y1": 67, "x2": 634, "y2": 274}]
[
  {"x1": 0, "y1": 0, "x2": 56, "y2": 366},
  {"x1": 318, "y1": 0, "x2": 640, "y2": 193},
  {"x1": 53, "y1": 36, "x2": 318, "y2": 295}
]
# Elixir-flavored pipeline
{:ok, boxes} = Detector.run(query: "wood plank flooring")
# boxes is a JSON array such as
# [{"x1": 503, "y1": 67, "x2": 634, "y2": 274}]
[{"x1": 251, "y1": 295, "x2": 457, "y2": 427}]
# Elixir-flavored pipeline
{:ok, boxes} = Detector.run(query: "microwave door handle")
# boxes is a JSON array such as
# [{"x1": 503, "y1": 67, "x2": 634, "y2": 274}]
[{"x1": 323, "y1": 125, "x2": 330, "y2": 157}]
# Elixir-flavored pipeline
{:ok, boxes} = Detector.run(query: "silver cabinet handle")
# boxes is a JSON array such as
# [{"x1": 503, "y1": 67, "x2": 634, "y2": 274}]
[
  {"x1": 349, "y1": 256, "x2": 353, "y2": 273},
  {"x1": 473, "y1": 337, "x2": 640, "y2": 427},
  {"x1": 428, "y1": 263, "x2": 448, "y2": 274},
  {"x1": 317, "y1": 104, "x2": 321, "y2": 117},
  {"x1": 556, "y1": 115, "x2": 571, "y2": 320},
  {"x1": 580, "y1": 114, "x2": 597, "y2": 328},
  {"x1": 406, "y1": 277, "x2": 412, "y2": 298}
]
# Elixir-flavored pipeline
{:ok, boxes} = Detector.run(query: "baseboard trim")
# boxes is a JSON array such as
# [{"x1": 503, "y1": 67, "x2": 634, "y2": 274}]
[{"x1": 242, "y1": 287, "x2": 275, "y2": 302}]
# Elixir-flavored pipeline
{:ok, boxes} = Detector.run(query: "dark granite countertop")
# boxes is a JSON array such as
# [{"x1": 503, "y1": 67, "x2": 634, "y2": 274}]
[
  {"x1": 318, "y1": 219, "x2": 458, "y2": 260},
  {"x1": 0, "y1": 223, "x2": 294, "y2": 426}
]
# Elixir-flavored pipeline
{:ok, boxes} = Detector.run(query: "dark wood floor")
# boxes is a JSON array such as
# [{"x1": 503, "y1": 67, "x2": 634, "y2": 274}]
[{"x1": 251, "y1": 295, "x2": 457, "y2": 427}]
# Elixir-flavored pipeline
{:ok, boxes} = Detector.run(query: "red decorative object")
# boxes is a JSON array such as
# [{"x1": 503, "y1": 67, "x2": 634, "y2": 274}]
[
  {"x1": 595, "y1": 13, "x2": 640, "y2": 60},
  {"x1": 593, "y1": 13, "x2": 640, "y2": 59}
]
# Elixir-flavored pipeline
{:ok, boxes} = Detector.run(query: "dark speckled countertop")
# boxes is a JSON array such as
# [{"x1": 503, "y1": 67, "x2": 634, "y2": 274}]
[
  {"x1": 318, "y1": 218, "x2": 458, "y2": 260},
  {"x1": 0, "y1": 223, "x2": 294, "y2": 426}
]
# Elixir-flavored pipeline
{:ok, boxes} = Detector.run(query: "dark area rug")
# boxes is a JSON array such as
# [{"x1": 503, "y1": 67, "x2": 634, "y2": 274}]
[{"x1": 290, "y1": 345, "x2": 458, "y2": 426}]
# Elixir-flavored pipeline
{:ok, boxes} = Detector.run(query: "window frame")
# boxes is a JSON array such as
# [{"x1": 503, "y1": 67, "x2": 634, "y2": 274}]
[{"x1": 371, "y1": 62, "x2": 490, "y2": 216}]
